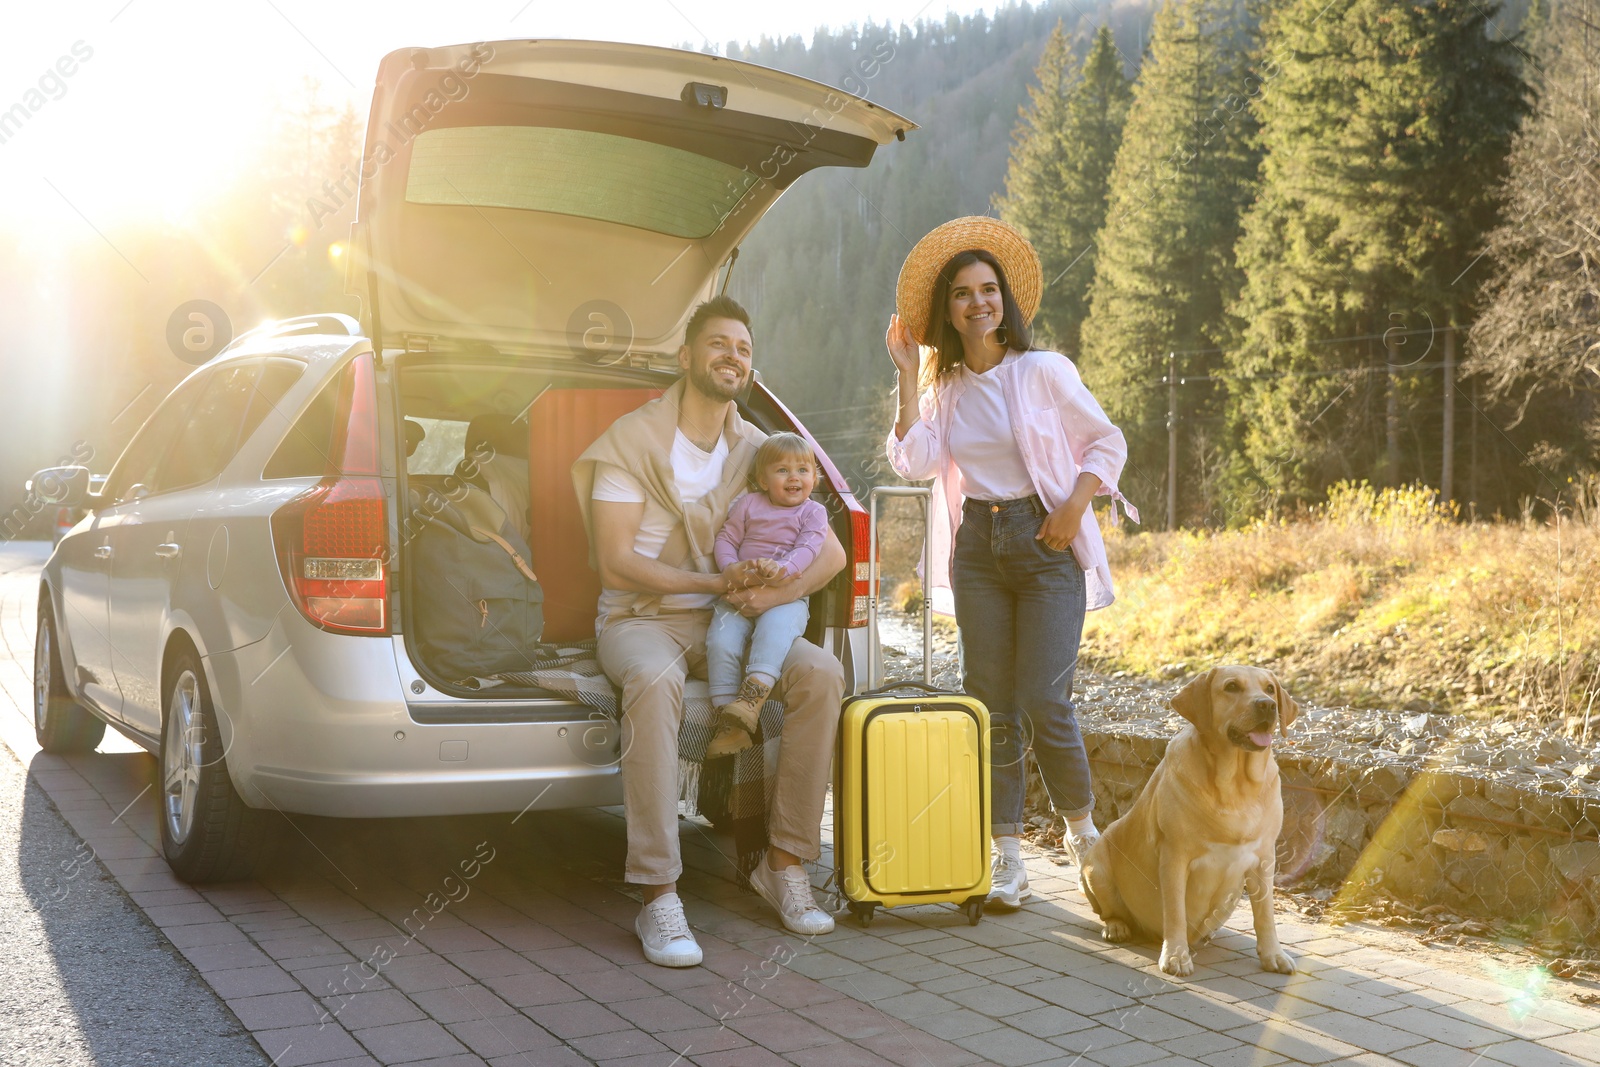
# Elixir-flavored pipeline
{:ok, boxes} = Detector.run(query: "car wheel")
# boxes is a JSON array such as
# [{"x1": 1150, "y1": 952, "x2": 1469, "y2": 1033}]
[
  {"x1": 159, "y1": 649, "x2": 260, "y2": 882},
  {"x1": 34, "y1": 602, "x2": 106, "y2": 754}
]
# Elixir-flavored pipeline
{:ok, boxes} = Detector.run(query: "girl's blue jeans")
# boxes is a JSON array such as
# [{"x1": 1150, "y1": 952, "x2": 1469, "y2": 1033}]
[
  {"x1": 707, "y1": 597, "x2": 810, "y2": 703},
  {"x1": 952, "y1": 494, "x2": 1094, "y2": 836}
]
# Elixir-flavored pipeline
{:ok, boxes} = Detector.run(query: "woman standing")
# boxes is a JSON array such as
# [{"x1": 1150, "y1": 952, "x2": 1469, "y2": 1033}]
[{"x1": 884, "y1": 217, "x2": 1138, "y2": 910}]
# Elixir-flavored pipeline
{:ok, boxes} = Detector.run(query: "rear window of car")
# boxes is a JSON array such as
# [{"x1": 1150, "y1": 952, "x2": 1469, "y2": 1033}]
[{"x1": 404, "y1": 126, "x2": 759, "y2": 239}]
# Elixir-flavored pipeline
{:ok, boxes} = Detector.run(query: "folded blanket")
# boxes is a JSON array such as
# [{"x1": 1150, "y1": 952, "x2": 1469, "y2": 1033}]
[{"x1": 495, "y1": 643, "x2": 781, "y2": 882}]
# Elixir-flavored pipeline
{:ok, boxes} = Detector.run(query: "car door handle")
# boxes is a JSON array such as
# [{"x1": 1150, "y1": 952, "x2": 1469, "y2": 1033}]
[
  {"x1": 94, "y1": 545, "x2": 113, "y2": 560},
  {"x1": 155, "y1": 543, "x2": 182, "y2": 560}
]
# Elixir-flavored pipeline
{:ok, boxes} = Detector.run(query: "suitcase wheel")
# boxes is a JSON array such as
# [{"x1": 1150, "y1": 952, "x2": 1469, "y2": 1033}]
[
  {"x1": 848, "y1": 901, "x2": 877, "y2": 927},
  {"x1": 963, "y1": 897, "x2": 984, "y2": 926}
]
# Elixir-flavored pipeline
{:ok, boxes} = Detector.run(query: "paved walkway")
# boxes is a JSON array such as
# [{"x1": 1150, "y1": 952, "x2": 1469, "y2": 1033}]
[{"x1": 3, "y1": 543, "x2": 1599, "y2": 1066}]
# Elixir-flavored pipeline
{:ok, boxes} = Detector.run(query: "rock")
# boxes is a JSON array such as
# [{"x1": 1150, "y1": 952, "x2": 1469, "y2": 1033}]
[
  {"x1": 1548, "y1": 841, "x2": 1600, "y2": 885},
  {"x1": 1403, "y1": 713, "x2": 1431, "y2": 738},
  {"x1": 1431, "y1": 828, "x2": 1489, "y2": 852}
]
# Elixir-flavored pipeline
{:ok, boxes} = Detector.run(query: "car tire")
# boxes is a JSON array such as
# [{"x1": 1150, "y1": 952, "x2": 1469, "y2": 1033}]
[
  {"x1": 159, "y1": 649, "x2": 260, "y2": 883},
  {"x1": 34, "y1": 601, "x2": 106, "y2": 754}
]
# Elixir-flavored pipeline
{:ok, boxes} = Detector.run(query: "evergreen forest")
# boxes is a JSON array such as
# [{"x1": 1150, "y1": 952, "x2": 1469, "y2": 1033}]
[{"x1": 722, "y1": 0, "x2": 1588, "y2": 527}]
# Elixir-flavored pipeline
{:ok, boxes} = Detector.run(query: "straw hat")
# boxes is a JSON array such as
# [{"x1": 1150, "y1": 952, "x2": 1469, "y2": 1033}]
[{"x1": 895, "y1": 216, "x2": 1043, "y2": 345}]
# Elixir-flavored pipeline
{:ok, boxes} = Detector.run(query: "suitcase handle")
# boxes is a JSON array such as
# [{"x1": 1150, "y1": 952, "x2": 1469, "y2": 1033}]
[
  {"x1": 865, "y1": 485, "x2": 934, "y2": 690},
  {"x1": 857, "y1": 679, "x2": 951, "y2": 698}
]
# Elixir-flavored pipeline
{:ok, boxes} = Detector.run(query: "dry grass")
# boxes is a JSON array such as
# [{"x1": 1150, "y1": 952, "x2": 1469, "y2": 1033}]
[{"x1": 1081, "y1": 482, "x2": 1600, "y2": 734}]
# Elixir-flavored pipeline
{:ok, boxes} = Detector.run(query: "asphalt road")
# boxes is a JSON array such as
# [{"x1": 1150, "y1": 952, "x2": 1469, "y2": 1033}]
[{"x1": 0, "y1": 540, "x2": 270, "y2": 1066}]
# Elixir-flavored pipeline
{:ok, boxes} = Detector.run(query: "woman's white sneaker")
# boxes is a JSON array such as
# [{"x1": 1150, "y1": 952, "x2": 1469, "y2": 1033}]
[
  {"x1": 749, "y1": 860, "x2": 835, "y2": 936},
  {"x1": 636, "y1": 892, "x2": 703, "y2": 968},
  {"x1": 986, "y1": 851, "x2": 1031, "y2": 910}
]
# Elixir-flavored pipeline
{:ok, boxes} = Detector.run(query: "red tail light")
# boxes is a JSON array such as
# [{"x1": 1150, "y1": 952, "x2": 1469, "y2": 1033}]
[
  {"x1": 272, "y1": 353, "x2": 389, "y2": 635},
  {"x1": 846, "y1": 505, "x2": 871, "y2": 627}
]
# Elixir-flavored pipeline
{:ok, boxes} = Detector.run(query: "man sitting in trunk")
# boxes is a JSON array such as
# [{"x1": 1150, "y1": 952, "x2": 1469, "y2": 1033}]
[{"x1": 573, "y1": 296, "x2": 846, "y2": 968}]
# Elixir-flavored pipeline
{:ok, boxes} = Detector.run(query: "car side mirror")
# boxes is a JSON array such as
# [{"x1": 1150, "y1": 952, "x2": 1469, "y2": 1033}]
[{"x1": 29, "y1": 466, "x2": 93, "y2": 508}]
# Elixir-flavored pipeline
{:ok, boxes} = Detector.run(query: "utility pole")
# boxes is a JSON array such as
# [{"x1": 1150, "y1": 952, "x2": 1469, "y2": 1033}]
[
  {"x1": 1167, "y1": 351, "x2": 1178, "y2": 530},
  {"x1": 1384, "y1": 332, "x2": 1400, "y2": 486},
  {"x1": 1441, "y1": 324, "x2": 1456, "y2": 503}
]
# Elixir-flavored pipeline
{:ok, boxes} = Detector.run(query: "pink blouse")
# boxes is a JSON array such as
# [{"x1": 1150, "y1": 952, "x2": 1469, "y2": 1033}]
[{"x1": 885, "y1": 349, "x2": 1139, "y2": 613}]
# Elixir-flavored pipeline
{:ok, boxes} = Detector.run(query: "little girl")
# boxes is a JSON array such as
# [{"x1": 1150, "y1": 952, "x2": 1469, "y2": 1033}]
[{"x1": 705, "y1": 433, "x2": 830, "y2": 757}]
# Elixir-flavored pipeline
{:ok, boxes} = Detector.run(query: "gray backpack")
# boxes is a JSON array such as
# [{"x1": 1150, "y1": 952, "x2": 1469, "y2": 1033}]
[{"x1": 409, "y1": 485, "x2": 545, "y2": 680}]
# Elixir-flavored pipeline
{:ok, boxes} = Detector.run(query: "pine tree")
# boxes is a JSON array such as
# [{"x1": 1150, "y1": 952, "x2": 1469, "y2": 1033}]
[
  {"x1": 1470, "y1": 0, "x2": 1600, "y2": 490},
  {"x1": 1225, "y1": 0, "x2": 1527, "y2": 515},
  {"x1": 997, "y1": 23, "x2": 1132, "y2": 354},
  {"x1": 1077, "y1": 0, "x2": 1265, "y2": 525}
]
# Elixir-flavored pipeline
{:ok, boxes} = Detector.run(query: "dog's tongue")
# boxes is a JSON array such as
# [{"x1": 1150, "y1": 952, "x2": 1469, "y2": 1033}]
[{"x1": 1248, "y1": 730, "x2": 1274, "y2": 749}]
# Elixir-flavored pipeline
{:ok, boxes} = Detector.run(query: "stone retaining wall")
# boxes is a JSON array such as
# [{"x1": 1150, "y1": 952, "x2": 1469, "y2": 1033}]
[{"x1": 1033, "y1": 724, "x2": 1600, "y2": 948}]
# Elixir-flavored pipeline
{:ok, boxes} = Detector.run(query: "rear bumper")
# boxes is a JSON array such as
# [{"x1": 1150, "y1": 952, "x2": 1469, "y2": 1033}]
[{"x1": 204, "y1": 614, "x2": 622, "y2": 819}]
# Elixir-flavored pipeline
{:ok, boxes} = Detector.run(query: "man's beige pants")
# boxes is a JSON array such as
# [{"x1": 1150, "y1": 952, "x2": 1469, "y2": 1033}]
[{"x1": 597, "y1": 609, "x2": 844, "y2": 885}]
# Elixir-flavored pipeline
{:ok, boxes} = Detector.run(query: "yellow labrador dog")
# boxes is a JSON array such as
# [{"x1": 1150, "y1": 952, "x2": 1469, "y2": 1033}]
[{"x1": 1080, "y1": 666, "x2": 1298, "y2": 977}]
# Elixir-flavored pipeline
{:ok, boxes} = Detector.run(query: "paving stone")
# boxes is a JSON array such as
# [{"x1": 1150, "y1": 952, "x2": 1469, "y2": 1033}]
[
  {"x1": 609, "y1": 993, "x2": 715, "y2": 1032},
  {"x1": 1047, "y1": 1024, "x2": 1136, "y2": 1054},
  {"x1": 955, "y1": 1025, "x2": 1073, "y2": 1066},
  {"x1": 1197, "y1": 1045, "x2": 1290, "y2": 1066},
  {"x1": 1445, "y1": 997, "x2": 1577, "y2": 1040},
  {"x1": 203, "y1": 964, "x2": 302, "y2": 999},
  {"x1": 1289, "y1": 1008, "x2": 1429, "y2": 1055},
  {"x1": 1019, "y1": 974, "x2": 1136, "y2": 1015},
  {"x1": 795, "y1": 997, "x2": 901, "y2": 1040},
  {"x1": 568, "y1": 1027, "x2": 670, "y2": 1061},
  {"x1": 824, "y1": 970, "x2": 915, "y2": 1001},
  {"x1": 1541, "y1": 1029, "x2": 1600, "y2": 1064},
  {"x1": 940, "y1": 982, "x2": 1049, "y2": 1018},
  {"x1": 524, "y1": 999, "x2": 629, "y2": 1039},
  {"x1": 351, "y1": 1019, "x2": 470, "y2": 1063},
  {"x1": 1089, "y1": 1004, "x2": 1205, "y2": 1042},
  {"x1": 873, "y1": 990, "x2": 955, "y2": 1021},
  {"x1": 786, "y1": 1043, "x2": 903, "y2": 1067},
  {"x1": 1083, "y1": 1037, "x2": 1171, "y2": 1067},
  {"x1": 1371, "y1": 1005, "x2": 1523, "y2": 1049},
  {"x1": 724, "y1": 1009, "x2": 840, "y2": 1053},
  {"x1": 226, "y1": 990, "x2": 323, "y2": 1031},
  {"x1": 1158, "y1": 1030, "x2": 1244, "y2": 1058},
  {"x1": 1479, "y1": 1036, "x2": 1600, "y2": 1067},
  {"x1": 691, "y1": 1046, "x2": 793, "y2": 1067},
  {"x1": 1222, "y1": 1019, "x2": 1365, "y2": 1064},
  {"x1": 410, "y1": 984, "x2": 515, "y2": 1024},
  {"x1": 920, "y1": 973, "x2": 992, "y2": 995},
  {"x1": 319, "y1": 988, "x2": 426, "y2": 1030},
  {"x1": 913, "y1": 1007, "x2": 1006, "y2": 1041},
  {"x1": 446, "y1": 1014, "x2": 561, "y2": 1059},
  {"x1": 858, "y1": 1029, "x2": 987, "y2": 1067},
  {"x1": 254, "y1": 1022, "x2": 369, "y2": 1066},
  {"x1": 478, "y1": 970, "x2": 584, "y2": 1009}
]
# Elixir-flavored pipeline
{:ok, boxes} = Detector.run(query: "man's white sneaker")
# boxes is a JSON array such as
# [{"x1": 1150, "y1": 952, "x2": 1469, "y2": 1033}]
[
  {"x1": 749, "y1": 859, "x2": 835, "y2": 936},
  {"x1": 986, "y1": 851, "x2": 1031, "y2": 910},
  {"x1": 635, "y1": 892, "x2": 703, "y2": 968},
  {"x1": 1065, "y1": 825, "x2": 1101, "y2": 868}
]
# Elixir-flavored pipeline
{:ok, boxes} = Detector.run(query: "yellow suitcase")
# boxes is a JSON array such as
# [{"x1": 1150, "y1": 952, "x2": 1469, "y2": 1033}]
[
  {"x1": 834, "y1": 683, "x2": 991, "y2": 926},
  {"x1": 833, "y1": 487, "x2": 991, "y2": 927}
]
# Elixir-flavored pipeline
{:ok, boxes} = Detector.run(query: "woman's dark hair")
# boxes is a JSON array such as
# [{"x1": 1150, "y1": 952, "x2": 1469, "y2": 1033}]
[{"x1": 923, "y1": 249, "x2": 1032, "y2": 387}]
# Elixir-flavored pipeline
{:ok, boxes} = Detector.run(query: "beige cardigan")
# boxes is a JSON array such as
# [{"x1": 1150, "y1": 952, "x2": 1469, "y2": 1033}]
[{"x1": 572, "y1": 378, "x2": 764, "y2": 625}]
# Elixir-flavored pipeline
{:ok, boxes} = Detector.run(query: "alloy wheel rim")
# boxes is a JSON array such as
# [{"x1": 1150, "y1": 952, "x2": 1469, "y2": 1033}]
[
  {"x1": 33, "y1": 621, "x2": 51, "y2": 732},
  {"x1": 163, "y1": 671, "x2": 202, "y2": 845}
]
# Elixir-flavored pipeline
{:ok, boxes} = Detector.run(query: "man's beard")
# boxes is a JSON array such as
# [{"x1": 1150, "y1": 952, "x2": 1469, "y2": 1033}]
[{"x1": 689, "y1": 359, "x2": 747, "y2": 401}]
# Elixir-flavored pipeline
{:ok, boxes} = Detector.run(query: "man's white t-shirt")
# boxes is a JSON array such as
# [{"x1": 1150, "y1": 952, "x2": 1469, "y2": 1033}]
[{"x1": 592, "y1": 429, "x2": 732, "y2": 614}]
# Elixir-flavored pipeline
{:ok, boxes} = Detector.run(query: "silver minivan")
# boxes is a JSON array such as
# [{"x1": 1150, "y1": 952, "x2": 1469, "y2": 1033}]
[{"x1": 32, "y1": 40, "x2": 913, "y2": 881}]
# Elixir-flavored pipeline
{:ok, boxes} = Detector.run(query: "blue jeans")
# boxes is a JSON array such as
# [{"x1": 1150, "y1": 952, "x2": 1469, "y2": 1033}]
[
  {"x1": 707, "y1": 598, "x2": 811, "y2": 703},
  {"x1": 953, "y1": 495, "x2": 1093, "y2": 836}
]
